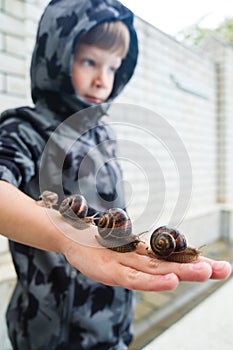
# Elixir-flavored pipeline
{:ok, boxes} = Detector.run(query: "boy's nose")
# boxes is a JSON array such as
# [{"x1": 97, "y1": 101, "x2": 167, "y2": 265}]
[{"x1": 94, "y1": 69, "x2": 108, "y2": 88}]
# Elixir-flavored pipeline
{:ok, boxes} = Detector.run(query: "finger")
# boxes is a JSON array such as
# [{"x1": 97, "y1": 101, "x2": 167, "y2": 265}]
[
  {"x1": 115, "y1": 266, "x2": 179, "y2": 291},
  {"x1": 136, "y1": 243, "x2": 232, "y2": 281},
  {"x1": 118, "y1": 252, "x2": 212, "y2": 282},
  {"x1": 199, "y1": 257, "x2": 232, "y2": 280},
  {"x1": 169, "y1": 261, "x2": 212, "y2": 282},
  {"x1": 146, "y1": 260, "x2": 212, "y2": 282}
]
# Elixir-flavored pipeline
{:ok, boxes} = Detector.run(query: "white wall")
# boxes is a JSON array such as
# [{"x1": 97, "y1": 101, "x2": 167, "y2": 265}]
[
  {"x1": 114, "y1": 18, "x2": 219, "y2": 238},
  {"x1": 0, "y1": 0, "x2": 48, "y2": 110}
]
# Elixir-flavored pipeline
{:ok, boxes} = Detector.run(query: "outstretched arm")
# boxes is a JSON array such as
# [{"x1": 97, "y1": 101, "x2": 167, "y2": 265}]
[{"x1": 0, "y1": 181, "x2": 231, "y2": 291}]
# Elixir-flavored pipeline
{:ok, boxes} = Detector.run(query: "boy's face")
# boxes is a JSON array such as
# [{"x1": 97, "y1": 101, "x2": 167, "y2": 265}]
[{"x1": 72, "y1": 44, "x2": 122, "y2": 104}]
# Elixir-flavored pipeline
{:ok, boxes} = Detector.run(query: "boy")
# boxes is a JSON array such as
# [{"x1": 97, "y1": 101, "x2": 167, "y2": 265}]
[{"x1": 0, "y1": 0, "x2": 231, "y2": 349}]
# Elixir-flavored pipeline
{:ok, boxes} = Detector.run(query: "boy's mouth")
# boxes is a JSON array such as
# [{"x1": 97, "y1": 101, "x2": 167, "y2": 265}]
[{"x1": 85, "y1": 95, "x2": 103, "y2": 104}]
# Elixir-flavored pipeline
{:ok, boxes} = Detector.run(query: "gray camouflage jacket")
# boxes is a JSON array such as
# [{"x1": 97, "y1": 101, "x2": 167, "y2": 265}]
[{"x1": 0, "y1": 0, "x2": 138, "y2": 349}]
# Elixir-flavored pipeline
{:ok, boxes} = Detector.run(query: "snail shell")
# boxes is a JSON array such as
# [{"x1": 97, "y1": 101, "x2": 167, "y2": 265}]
[
  {"x1": 59, "y1": 194, "x2": 92, "y2": 229},
  {"x1": 59, "y1": 194, "x2": 88, "y2": 218},
  {"x1": 150, "y1": 226, "x2": 187, "y2": 257},
  {"x1": 147, "y1": 226, "x2": 200, "y2": 263},
  {"x1": 96, "y1": 208, "x2": 142, "y2": 252},
  {"x1": 97, "y1": 208, "x2": 132, "y2": 239},
  {"x1": 38, "y1": 190, "x2": 58, "y2": 208}
]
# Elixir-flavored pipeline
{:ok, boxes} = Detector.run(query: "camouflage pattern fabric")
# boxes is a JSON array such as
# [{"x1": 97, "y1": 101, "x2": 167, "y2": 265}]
[{"x1": 0, "y1": 0, "x2": 138, "y2": 349}]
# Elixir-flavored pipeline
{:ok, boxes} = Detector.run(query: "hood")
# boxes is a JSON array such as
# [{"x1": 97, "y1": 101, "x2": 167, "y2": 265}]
[{"x1": 30, "y1": 0, "x2": 138, "y2": 115}]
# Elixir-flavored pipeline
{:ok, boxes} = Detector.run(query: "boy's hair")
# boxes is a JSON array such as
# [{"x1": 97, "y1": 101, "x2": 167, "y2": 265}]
[{"x1": 78, "y1": 21, "x2": 130, "y2": 58}]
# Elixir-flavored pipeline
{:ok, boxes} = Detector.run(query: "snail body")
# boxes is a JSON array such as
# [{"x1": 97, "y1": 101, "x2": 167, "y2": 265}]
[
  {"x1": 96, "y1": 235, "x2": 142, "y2": 253},
  {"x1": 96, "y1": 208, "x2": 143, "y2": 252},
  {"x1": 147, "y1": 226, "x2": 200, "y2": 263}
]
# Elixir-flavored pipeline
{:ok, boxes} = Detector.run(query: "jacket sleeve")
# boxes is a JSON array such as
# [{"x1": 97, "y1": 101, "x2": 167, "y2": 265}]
[{"x1": 0, "y1": 117, "x2": 41, "y2": 188}]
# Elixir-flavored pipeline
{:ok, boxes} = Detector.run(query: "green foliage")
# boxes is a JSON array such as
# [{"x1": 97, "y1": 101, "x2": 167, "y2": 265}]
[
  {"x1": 216, "y1": 17, "x2": 233, "y2": 45},
  {"x1": 176, "y1": 17, "x2": 233, "y2": 47}
]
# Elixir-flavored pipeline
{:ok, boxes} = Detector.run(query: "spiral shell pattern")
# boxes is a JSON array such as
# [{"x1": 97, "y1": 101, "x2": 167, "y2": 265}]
[
  {"x1": 97, "y1": 208, "x2": 132, "y2": 239},
  {"x1": 59, "y1": 194, "x2": 88, "y2": 218},
  {"x1": 150, "y1": 226, "x2": 187, "y2": 257}
]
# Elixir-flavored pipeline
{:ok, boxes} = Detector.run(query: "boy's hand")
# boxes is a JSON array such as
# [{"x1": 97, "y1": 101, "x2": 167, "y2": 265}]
[
  {"x1": 64, "y1": 241, "x2": 232, "y2": 291},
  {"x1": 57, "y1": 213, "x2": 231, "y2": 291}
]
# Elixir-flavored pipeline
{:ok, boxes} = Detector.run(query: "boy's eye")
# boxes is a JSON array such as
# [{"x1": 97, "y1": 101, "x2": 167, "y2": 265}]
[
  {"x1": 108, "y1": 66, "x2": 118, "y2": 73},
  {"x1": 82, "y1": 59, "x2": 94, "y2": 66}
]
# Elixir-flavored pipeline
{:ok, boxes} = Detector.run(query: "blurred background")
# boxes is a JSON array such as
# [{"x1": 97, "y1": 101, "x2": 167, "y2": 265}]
[
  {"x1": 122, "y1": 0, "x2": 233, "y2": 37},
  {"x1": 0, "y1": 0, "x2": 233, "y2": 349}
]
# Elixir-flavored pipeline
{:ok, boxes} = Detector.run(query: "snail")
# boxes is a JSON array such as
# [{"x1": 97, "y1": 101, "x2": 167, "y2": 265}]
[
  {"x1": 38, "y1": 191, "x2": 199, "y2": 259},
  {"x1": 147, "y1": 226, "x2": 200, "y2": 263},
  {"x1": 59, "y1": 194, "x2": 88, "y2": 218},
  {"x1": 37, "y1": 190, "x2": 58, "y2": 208},
  {"x1": 38, "y1": 191, "x2": 144, "y2": 252},
  {"x1": 59, "y1": 194, "x2": 98, "y2": 229},
  {"x1": 95, "y1": 208, "x2": 144, "y2": 252}
]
